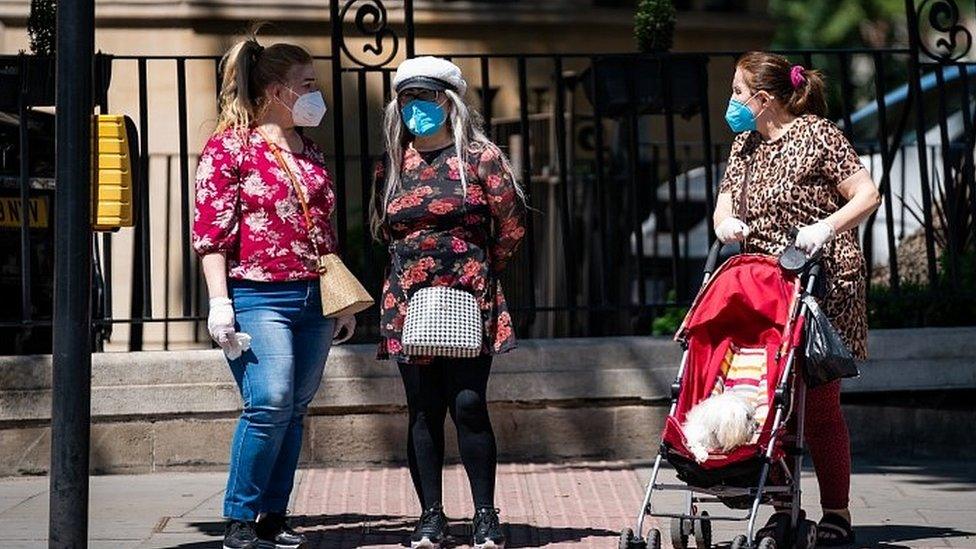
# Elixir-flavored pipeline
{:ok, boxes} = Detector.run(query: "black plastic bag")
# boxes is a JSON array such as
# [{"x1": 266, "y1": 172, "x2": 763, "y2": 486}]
[{"x1": 801, "y1": 295, "x2": 859, "y2": 388}]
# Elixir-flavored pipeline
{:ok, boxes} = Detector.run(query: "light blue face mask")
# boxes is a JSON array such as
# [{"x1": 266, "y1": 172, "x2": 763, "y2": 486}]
[
  {"x1": 725, "y1": 94, "x2": 760, "y2": 133},
  {"x1": 401, "y1": 99, "x2": 447, "y2": 137}
]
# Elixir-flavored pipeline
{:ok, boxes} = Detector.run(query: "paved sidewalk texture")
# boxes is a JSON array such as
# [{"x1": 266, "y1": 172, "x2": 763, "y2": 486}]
[{"x1": 0, "y1": 458, "x2": 973, "y2": 548}]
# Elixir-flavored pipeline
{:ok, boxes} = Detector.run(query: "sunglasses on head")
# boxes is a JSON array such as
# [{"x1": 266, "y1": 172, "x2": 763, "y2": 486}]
[{"x1": 397, "y1": 88, "x2": 443, "y2": 106}]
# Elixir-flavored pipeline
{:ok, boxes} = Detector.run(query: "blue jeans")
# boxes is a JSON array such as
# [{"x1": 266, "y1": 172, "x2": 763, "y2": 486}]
[{"x1": 223, "y1": 280, "x2": 335, "y2": 521}]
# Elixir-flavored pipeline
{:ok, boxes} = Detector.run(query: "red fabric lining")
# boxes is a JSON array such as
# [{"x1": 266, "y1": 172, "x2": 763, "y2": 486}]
[{"x1": 663, "y1": 255, "x2": 801, "y2": 470}]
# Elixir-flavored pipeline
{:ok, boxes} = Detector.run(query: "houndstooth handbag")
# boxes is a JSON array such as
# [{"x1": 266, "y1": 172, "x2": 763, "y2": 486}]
[{"x1": 402, "y1": 285, "x2": 483, "y2": 358}]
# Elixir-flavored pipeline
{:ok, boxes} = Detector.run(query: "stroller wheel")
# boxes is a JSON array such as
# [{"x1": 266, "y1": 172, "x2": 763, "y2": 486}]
[
  {"x1": 670, "y1": 517, "x2": 690, "y2": 549},
  {"x1": 792, "y1": 519, "x2": 817, "y2": 549},
  {"x1": 757, "y1": 536, "x2": 777, "y2": 549},
  {"x1": 647, "y1": 528, "x2": 661, "y2": 549},
  {"x1": 693, "y1": 511, "x2": 712, "y2": 548},
  {"x1": 730, "y1": 535, "x2": 748, "y2": 549},
  {"x1": 618, "y1": 527, "x2": 636, "y2": 549},
  {"x1": 617, "y1": 527, "x2": 650, "y2": 549}
]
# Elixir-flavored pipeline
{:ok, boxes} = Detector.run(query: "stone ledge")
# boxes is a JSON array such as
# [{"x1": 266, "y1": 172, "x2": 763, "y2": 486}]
[
  {"x1": 2, "y1": 330, "x2": 976, "y2": 423},
  {"x1": 1, "y1": 330, "x2": 975, "y2": 475}
]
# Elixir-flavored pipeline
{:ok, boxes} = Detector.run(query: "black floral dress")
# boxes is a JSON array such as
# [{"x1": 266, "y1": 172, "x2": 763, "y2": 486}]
[{"x1": 376, "y1": 142, "x2": 527, "y2": 364}]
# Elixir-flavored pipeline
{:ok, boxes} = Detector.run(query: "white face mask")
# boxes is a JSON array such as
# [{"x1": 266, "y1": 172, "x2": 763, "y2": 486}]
[{"x1": 281, "y1": 88, "x2": 327, "y2": 127}]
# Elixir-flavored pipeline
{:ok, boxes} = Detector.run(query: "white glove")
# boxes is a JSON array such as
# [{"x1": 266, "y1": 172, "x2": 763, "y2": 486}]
[
  {"x1": 222, "y1": 332, "x2": 252, "y2": 360},
  {"x1": 716, "y1": 217, "x2": 750, "y2": 244},
  {"x1": 207, "y1": 296, "x2": 236, "y2": 346},
  {"x1": 795, "y1": 221, "x2": 836, "y2": 257}
]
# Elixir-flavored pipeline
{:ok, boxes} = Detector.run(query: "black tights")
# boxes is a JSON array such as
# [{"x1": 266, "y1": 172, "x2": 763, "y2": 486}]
[{"x1": 398, "y1": 356, "x2": 497, "y2": 510}]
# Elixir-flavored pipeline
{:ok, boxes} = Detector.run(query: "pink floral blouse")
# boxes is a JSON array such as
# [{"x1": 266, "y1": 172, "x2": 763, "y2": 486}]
[
  {"x1": 192, "y1": 128, "x2": 337, "y2": 281},
  {"x1": 376, "y1": 143, "x2": 527, "y2": 363}
]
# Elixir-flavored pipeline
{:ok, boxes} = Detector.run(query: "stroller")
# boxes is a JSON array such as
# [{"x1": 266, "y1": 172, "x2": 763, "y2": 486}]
[{"x1": 619, "y1": 240, "x2": 824, "y2": 549}]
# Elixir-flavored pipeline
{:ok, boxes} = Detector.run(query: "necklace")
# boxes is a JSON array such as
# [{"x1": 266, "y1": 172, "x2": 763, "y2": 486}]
[{"x1": 413, "y1": 138, "x2": 453, "y2": 152}]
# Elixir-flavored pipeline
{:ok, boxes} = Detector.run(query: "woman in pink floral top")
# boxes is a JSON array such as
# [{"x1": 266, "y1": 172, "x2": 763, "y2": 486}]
[
  {"x1": 370, "y1": 57, "x2": 527, "y2": 549},
  {"x1": 193, "y1": 125, "x2": 337, "y2": 281},
  {"x1": 192, "y1": 34, "x2": 355, "y2": 549}
]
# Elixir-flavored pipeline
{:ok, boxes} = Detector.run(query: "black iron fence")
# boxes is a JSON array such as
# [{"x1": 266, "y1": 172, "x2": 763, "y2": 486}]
[{"x1": 1, "y1": 0, "x2": 974, "y2": 353}]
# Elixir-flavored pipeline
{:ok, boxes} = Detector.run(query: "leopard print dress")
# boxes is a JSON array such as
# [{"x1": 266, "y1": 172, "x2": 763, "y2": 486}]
[{"x1": 720, "y1": 114, "x2": 869, "y2": 360}]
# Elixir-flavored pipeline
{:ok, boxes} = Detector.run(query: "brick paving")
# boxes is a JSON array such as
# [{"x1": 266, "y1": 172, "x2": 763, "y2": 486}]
[{"x1": 291, "y1": 462, "x2": 643, "y2": 548}]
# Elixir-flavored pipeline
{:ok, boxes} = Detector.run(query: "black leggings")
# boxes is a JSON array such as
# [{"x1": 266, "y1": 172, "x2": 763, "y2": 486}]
[{"x1": 398, "y1": 355, "x2": 497, "y2": 510}]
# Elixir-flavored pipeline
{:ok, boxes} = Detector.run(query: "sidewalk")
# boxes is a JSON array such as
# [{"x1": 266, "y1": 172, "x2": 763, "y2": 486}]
[{"x1": 0, "y1": 458, "x2": 973, "y2": 548}]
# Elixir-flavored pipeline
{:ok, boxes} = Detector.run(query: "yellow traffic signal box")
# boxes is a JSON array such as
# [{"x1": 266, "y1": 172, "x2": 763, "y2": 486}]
[{"x1": 92, "y1": 114, "x2": 138, "y2": 231}]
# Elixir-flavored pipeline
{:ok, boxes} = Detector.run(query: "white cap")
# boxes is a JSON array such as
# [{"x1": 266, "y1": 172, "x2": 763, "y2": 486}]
[{"x1": 393, "y1": 56, "x2": 467, "y2": 97}]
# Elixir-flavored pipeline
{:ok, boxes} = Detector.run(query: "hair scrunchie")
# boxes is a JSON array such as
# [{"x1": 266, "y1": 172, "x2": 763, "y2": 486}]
[
  {"x1": 790, "y1": 65, "x2": 807, "y2": 89},
  {"x1": 246, "y1": 40, "x2": 264, "y2": 62}
]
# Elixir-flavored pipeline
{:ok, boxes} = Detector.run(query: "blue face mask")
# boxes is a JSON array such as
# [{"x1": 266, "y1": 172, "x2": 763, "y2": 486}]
[
  {"x1": 401, "y1": 99, "x2": 447, "y2": 137},
  {"x1": 725, "y1": 94, "x2": 760, "y2": 133}
]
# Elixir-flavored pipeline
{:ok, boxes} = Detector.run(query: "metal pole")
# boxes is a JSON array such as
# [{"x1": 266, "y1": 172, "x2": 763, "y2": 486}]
[
  {"x1": 405, "y1": 0, "x2": 415, "y2": 58},
  {"x1": 329, "y1": 0, "x2": 348, "y2": 250},
  {"x1": 904, "y1": 0, "x2": 939, "y2": 285},
  {"x1": 50, "y1": 0, "x2": 95, "y2": 546}
]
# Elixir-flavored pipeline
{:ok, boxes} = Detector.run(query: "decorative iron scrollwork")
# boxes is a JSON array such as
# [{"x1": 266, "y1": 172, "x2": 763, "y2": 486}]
[
  {"x1": 338, "y1": 0, "x2": 400, "y2": 68},
  {"x1": 916, "y1": 0, "x2": 973, "y2": 62}
]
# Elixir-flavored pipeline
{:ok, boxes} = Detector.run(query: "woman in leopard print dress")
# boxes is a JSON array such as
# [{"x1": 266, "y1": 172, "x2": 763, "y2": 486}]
[{"x1": 714, "y1": 52, "x2": 881, "y2": 546}]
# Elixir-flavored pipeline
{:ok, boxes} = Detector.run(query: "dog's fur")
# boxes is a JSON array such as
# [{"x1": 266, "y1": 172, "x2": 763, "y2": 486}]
[{"x1": 682, "y1": 392, "x2": 757, "y2": 463}]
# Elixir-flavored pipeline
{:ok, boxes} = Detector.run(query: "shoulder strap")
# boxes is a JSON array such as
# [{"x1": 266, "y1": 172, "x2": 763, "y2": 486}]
[
  {"x1": 738, "y1": 139, "x2": 754, "y2": 252},
  {"x1": 256, "y1": 128, "x2": 322, "y2": 259}
]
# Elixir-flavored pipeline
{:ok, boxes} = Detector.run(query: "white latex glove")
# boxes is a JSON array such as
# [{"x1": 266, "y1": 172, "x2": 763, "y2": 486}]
[
  {"x1": 795, "y1": 221, "x2": 836, "y2": 257},
  {"x1": 333, "y1": 314, "x2": 356, "y2": 345},
  {"x1": 222, "y1": 332, "x2": 252, "y2": 360},
  {"x1": 716, "y1": 217, "x2": 750, "y2": 244},
  {"x1": 207, "y1": 296, "x2": 236, "y2": 346}
]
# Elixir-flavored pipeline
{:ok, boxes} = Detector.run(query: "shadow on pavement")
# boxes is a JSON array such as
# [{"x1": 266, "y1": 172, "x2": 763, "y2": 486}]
[
  {"x1": 152, "y1": 543, "x2": 221, "y2": 549},
  {"x1": 853, "y1": 524, "x2": 975, "y2": 548},
  {"x1": 708, "y1": 524, "x2": 975, "y2": 549},
  {"x1": 290, "y1": 513, "x2": 618, "y2": 548}
]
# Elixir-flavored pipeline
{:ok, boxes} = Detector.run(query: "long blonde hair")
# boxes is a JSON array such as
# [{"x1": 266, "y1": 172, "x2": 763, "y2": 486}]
[
  {"x1": 216, "y1": 30, "x2": 313, "y2": 133},
  {"x1": 371, "y1": 89, "x2": 526, "y2": 240}
]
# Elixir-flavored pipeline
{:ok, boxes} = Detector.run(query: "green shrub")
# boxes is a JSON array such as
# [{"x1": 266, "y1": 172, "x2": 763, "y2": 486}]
[
  {"x1": 651, "y1": 290, "x2": 688, "y2": 336},
  {"x1": 868, "y1": 249, "x2": 976, "y2": 329},
  {"x1": 634, "y1": 0, "x2": 676, "y2": 53}
]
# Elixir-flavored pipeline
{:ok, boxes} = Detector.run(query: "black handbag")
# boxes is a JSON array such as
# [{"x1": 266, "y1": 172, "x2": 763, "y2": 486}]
[{"x1": 801, "y1": 294, "x2": 859, "y2": 388}]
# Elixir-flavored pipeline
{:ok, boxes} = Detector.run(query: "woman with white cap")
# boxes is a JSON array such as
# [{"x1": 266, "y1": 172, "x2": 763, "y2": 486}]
[{"x1": 371, "y1": 56, "x2": 527, "y2": 549}]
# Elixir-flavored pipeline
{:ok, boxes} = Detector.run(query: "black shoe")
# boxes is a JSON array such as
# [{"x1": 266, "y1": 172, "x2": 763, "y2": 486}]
[
  {"x1": 256, "y1": 512, "x2": 306, "y2": 549},
  {"x1": 410, "y1": 503, "x2": 448, "y2": 549},
  {"x1": 223, "y1": 520, "x2": 260, "y2": 549},
  {"x1": 472, "y1": 507, "x2": 505, "y2": 549}
]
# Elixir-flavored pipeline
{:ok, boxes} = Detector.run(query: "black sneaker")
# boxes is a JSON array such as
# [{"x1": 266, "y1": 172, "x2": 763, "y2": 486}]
[
  {"x1": 223, "y1": 520, "x2": 260, "y2": 549},
  {"x1": 410, "y1": 503, "x2": 448, "y2": 548},
  {"x1": 256, "y1": 512, "x2": 306, "y2": 548},
  {"x1": 472, "y1": 507, "x2": 505, "y2": 549}
]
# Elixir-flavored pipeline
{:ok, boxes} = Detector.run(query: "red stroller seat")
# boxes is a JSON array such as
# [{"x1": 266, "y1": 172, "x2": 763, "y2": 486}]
[{"x1": 664, "y1": 254, "x2": 805, "y2": 471}]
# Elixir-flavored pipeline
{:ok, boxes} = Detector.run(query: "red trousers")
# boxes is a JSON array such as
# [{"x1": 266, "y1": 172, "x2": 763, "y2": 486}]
[{"x1": 802, "y1": 380, "x2": 851, "y2": 510}]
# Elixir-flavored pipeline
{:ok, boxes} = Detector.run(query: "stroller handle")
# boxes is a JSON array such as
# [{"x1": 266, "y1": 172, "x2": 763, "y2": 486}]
[
  {"x1": 703, "y1": 239, "x2": 729, "y2": 278},
  {"x1": 704, "y1": 236, "x2": 824, "y2": 284},
  {"x1": 807, "y1": 261, "x2": 822, "y2": 281}
]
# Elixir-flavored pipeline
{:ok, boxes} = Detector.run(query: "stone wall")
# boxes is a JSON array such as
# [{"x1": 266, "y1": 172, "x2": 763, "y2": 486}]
[{"x1": 1, "y1": 329, "x2": 975, "y2": 476}]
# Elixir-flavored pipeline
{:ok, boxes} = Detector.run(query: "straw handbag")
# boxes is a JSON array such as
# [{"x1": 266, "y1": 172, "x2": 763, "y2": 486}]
[{"x1": 259, "y1": 129, "x2": 373, "y2": 318}]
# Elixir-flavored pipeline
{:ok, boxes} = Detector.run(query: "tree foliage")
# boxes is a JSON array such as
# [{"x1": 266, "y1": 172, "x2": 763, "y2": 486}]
[
  {"x1": 769, "y1": 0, "x2": 904, "y2": 49},
  {"x1": 28, "y1": 0, "x2": 57, "y2": 56}
]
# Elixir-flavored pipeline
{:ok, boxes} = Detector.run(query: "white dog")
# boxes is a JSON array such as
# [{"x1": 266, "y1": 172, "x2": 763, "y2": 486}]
[{"x1": 682, "y1": 392, "x2": 757, "y2": 463}]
